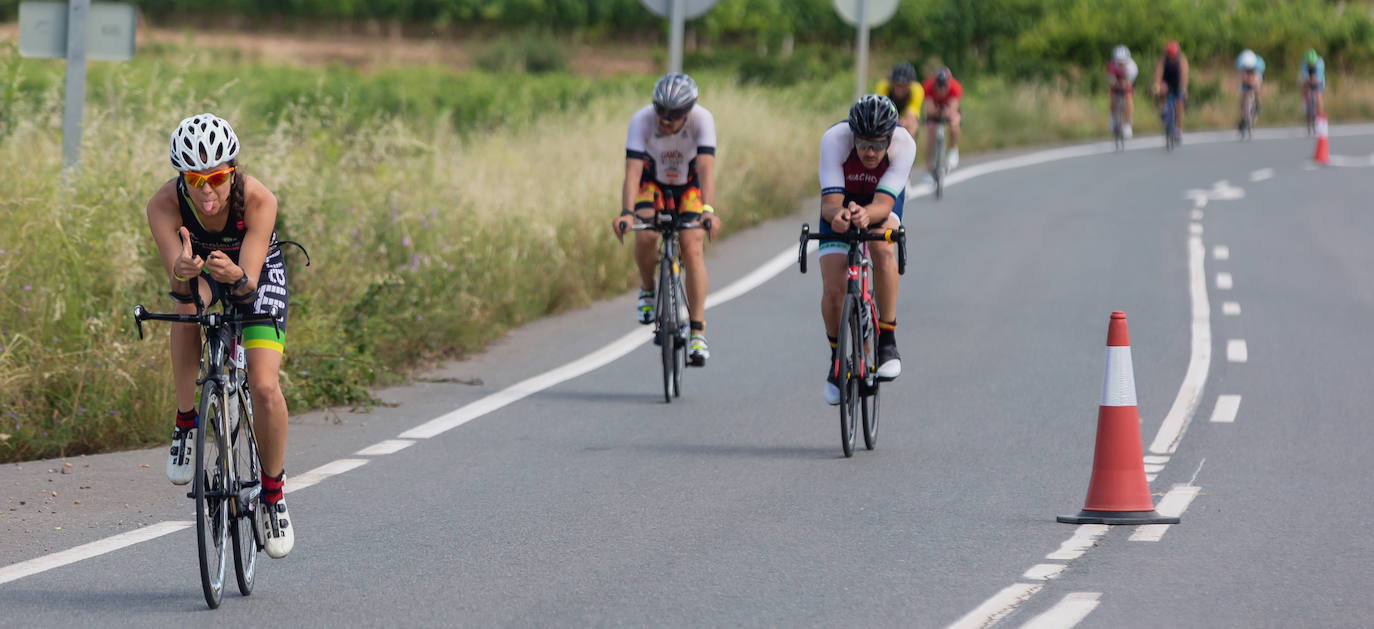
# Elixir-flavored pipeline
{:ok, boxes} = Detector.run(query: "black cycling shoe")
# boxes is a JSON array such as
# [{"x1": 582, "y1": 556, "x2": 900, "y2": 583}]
[{"x1": 876, "y1": 343, "x2": 902, "y2": 381}]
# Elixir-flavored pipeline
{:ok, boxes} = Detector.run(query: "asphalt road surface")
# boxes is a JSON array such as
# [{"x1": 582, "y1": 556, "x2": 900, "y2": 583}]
[{"x1": 4, "y1": 126, "x2": 1373, "y2": 628}]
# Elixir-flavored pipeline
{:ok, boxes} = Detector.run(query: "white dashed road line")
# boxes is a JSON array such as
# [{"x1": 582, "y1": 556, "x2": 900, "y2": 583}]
[
  {"x1": 1022, "y1": 564, "x2": 1069, "y2": 581},
  {"x1": 355, "y1": 439, "x2": 416, "y2": 456},
  {"x1": 1216, "y1": 272, "x2": 1233, "y2": 290},
  {"x1": 286, "y1": 458, "x2": 369, "y2": 494},
  {"x1": 1020, "y1": 592, "x2": 1103, "y2": 629},
  {"x1": 1213, "y1": 245, "x2": 1229, "y2": 260},
  {"x1": 1249, "y1": 168, "x2": 1275, "y2": 182},
  {"x1": 1209, "y1": 395, "x2": 1242, "y2": 423},
  {"x1": 1227, "y1": 339, "x2": 1249, "y2": 363},
  {"x1": 1222, "y1": 301, "x2": 1241, "y2": 316},
  {"x1": 1046, "y1": 525, "x2": 1110, "y2": 560},
  {"x1": 1128, "y1": 485, "x2": 1202, "y2": 542}
]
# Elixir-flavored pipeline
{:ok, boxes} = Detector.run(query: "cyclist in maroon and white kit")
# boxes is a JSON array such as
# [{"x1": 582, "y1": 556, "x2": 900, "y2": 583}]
[{"x1": 816, "y1": 95, "x2": 915, "y2": 405}]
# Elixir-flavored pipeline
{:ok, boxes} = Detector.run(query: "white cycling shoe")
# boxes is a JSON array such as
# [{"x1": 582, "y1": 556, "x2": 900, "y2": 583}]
[
  {"x1": 263, "y1": 497, "x2": 295, "y2": 558},
  {"x1": 636, "y1": 291, "x2": 655, "y2": 325},
  {"x1": 166, "y1": 427, "x2": 195, "y2": 486},
  {"x1": 1123, "y1": 123, "x2": 1134, "y2": 139},
  {"x1": 823, "y1": 360, "x2": 842, "y2": 406},
  {"x1": 947, "y1": 148, "x2": 960, "y2": 171}
]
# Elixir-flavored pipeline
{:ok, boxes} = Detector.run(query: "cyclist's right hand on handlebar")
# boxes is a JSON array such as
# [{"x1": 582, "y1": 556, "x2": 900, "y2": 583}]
[
  {"x1": 612, "y1": 213, "x2": 634, "y2": 243},
  {"x1": 174, "y1": 227, "x2": 204, "y2": 282}
]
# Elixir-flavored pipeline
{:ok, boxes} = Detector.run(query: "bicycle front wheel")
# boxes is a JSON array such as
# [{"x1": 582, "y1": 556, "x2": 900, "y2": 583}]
[
  {"x1": 230, "y1": 383, "x2": 259, "y2": 597},
  {"x1": 671, "y1": 275, "x2": 687, "y2": 397},
  {"x1": 860, "y1": 304, "x2": 880, "y2": 451},
  {"x1": 196, "y1": 381, "x2": 229, "y2": 609},
  {"x1": 658, "y1": 260, "x2": 676, "y2": 403},
  {"x1": 836, "y1": 297, "x2": 860, "y2": 457}
]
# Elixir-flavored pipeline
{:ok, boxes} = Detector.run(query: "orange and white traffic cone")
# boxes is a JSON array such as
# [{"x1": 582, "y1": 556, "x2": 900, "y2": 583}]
[
  {"x1": 1314, "y1": 115, "x2": 1330, "y2": 166},
  {"x1": 1058, "y1": 312, "x2": 1180, "y2": 525}
]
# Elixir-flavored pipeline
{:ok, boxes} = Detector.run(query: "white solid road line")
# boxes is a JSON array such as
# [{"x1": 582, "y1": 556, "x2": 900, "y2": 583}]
[
  {"x1": 1149, "y1": 236, "x2": 1211, "y2": 455},
  {"x1": 1129, "y1": 485, "x2": 1202, "y2": 542},
  {"x1": 286, "y1": 458, "x2": 370, "y2": 494},
  {"x1": 356, "y1": 439, "x2": 417, "y2": 456},
  {"x1": 1209, "y1": 395, "x2": 1242, "y2": 423},
  {"x1": 1022, "y1": 563, "x2": 1068, "y2": 581},
  {"x1": 1249, "y1": 168, "x2": 1275, "y2": 182},
  {"x1": 0, "y1": 521, "x2": 193, "y2": 585},
  {"x1": 1227, "y1": 339, "x2": 1249, "y2": 363},
  {"x1": 1213, "y1": 245, "x2": 1229, "y2": 260},
  {"x1": 1216, "y1": 272, "x2": 1233, "y2": 290},
  {"x1": 1020, "y1": 592, "x2": 1103, "y2": 629},
  {"x1": 946, "y1": 583, "x2": 1045, "y2": 629},
  {"x1": 1223, "y1": 301, "x2": 1241, "y2": 316}
]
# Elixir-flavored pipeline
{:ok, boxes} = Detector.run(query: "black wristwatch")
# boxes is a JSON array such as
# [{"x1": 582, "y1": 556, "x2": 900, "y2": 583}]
[{"x1": 232, "y1": 271, "x2": 249, "y2": 293}]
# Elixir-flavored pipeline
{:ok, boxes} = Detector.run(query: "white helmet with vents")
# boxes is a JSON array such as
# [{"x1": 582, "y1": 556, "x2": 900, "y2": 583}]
[{"x1": 169, "y1": 113, "x2": 240, "y2": 171}]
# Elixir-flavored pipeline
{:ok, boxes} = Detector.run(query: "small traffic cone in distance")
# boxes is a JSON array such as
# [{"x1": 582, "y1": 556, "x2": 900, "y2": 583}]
[
  {"x1": 1058, "y1": 312, "x2": 1180, "y2": 525},
  {"x1": 1314, "y1": 115, "x2": 1330, "y2": 166}
]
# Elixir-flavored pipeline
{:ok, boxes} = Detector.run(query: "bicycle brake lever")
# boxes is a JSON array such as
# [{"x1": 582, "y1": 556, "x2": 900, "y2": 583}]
[
  {"x1": 895, "y1": 226, "x2": 906, "y2": 274},
  {"x1": 132, "y1": 305, "x2": 146, "y2": 340},
  {"x1": 798, "y1": 223, "x2": 810, "y2": 274}
]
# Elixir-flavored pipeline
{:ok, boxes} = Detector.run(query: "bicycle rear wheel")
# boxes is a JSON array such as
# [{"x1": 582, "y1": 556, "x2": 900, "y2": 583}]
[
  {"x1": 196, "y1": 381, "x2": 229, "y2": 609},
  {"x1": 836, "y1": 297, "x2": 860, "y2": 457},
  {"x1": 658, "y1": 260, "x2": 676, "y2": 403},
  {"x1": 933, "y1": 132, "x2": 945, "y2": 200},
  {"x1": 230, "y1": 383, "x2": 259, "y2": 597}
]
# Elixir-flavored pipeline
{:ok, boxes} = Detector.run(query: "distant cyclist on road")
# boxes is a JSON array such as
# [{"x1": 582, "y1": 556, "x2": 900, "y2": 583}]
[
  {"x1": 816, "y1": 95, "x2": 915, "y2": 404},
  {"x1": 922, "y1": 67, "x2": 963, "y2": 174},
  {"x1": 1107, "y1": 45, "x2": 1139, "y2": 139},
  {"x1": 612, "y1": 73, "x2": 721, "y2": 366},
  {"x1": 145, "y1": 113, "x2": 294, "y2": 558},
  {"x1": 1300, "y1": 49, "x2": 1326, "y2": 117},
  {"x1": 876, "y1": 62, "x2": 924, "y2": 143},
  {"x1": 1153, "y1": 41, "x2": 1190, "y2": 138},
  {"x1": 1236, "y1": 49, "x2": 1266, "y2": 130}
]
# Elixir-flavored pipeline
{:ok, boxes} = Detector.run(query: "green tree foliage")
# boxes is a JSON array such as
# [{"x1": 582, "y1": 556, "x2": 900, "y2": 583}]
[{"x1": 2, "y1": 0, "x2": 1372, "y2": 74}]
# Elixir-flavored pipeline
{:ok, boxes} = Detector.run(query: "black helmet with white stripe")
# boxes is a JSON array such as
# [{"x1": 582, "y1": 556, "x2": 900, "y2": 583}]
[
  {"x1": 169, "y1": 113, "x2": 239, "y2": 171},
  {"x1": 848, "y1": 94, "x2": 899, "y2": 139},
  {"x1": 652, "y1": 72, "x2": 698, "y2": 116}
]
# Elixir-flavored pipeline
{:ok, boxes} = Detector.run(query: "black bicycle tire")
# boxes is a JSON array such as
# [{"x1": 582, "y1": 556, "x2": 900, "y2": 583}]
[
  {"x1": 672, "y1": 276, "x2": 686, "y2": 397},
  {"x1": 860, "y1": 303, "x2": 880, "y2": 450},
  {"x1": 837, "y1": 297, "x2": 858, "y2": 458},
  {"x1": 658, "y1": 260, "x2": 675, "y2": 403},
  {"x1": 230, "y1": 383, "x2": 258, "y2": 597},
  {"x1": 196, "y1": 381, "x2": 227, "y2": 609}
]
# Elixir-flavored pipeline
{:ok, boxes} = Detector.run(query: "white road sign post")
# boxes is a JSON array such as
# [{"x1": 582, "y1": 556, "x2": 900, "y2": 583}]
[
  {"x1": 833, "y1": 0, "x2": 899, "y2": 99},
  {"x1": 18, "y1": 1, "x2": 136, "y2": 173},
  {"x1": 638, "y1": 0, "x2": 718, "y2": 73}
]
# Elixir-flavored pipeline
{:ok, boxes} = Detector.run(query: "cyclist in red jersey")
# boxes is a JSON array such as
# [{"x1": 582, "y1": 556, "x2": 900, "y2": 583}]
[{"x1": 921, "y1": 67, "x2": 963, "y2": 173}]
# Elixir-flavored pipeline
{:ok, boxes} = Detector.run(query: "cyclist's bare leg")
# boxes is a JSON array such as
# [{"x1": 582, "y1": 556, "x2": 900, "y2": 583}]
[
  {"x1": 679, "y1": 228, "x2": 708, "y2": 325},
  {"x1": 1316, "y1": 90, "x2": 1325, "y2": 116},
  {"x1": 246, "y1": 348, "x2": 288, "y2": 478},
  {"x1": 869, "y1": 216, "x2": 901, "y2": 318},
  {"x1": 1123, "y1": 91, "x2": 1134, "y2": 125},
  {"x1": 633, "y1": 229, "x2": 659, "y2": 292},
  {"x1": 1174, "y1": 97, "x2": 1185, "y2": 130},
  {"x1": 169, "y1": 280, "x2": 213, "y2": 413},
  {"x1": 819, "y1": 254, "x2": 848, "y2": 338},
  {"x1": 947, "y1": 109, "x2": 962, "y2": 150}
]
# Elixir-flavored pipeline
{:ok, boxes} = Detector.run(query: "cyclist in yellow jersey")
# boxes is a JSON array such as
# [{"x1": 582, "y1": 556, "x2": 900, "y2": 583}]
[{"x1": 875, "y1": 62, "x2": 924, "y2": 142}]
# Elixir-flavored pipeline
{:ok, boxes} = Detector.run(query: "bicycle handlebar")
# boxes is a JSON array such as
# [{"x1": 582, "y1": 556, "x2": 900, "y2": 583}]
[
  {"x1": 797, "y1": 223, "x2": 907, "y2": 275},
  {"x1": 132, "y1": 304, "x2": 281, "y2": 341}
]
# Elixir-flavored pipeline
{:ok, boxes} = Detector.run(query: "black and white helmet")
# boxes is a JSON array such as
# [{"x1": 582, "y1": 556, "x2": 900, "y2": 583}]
[
  {"x1": 169, "y1": 113, "x2": 239, "y2": 171},
  {"x1": 848, "y1": 94, "x2": 899, "y2": 139},
  {"x1": 652, "y1": 72, "x2": 698, "y2": 115}
]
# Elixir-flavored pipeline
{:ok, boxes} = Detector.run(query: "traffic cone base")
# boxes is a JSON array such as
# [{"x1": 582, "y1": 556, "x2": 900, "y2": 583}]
[
  {"x1": 1057, "y1": 509, "x2": 1179, "y2": 525},
  {"x1": 1314, "y1": 115, "x2": 1329, "y2": 165}
]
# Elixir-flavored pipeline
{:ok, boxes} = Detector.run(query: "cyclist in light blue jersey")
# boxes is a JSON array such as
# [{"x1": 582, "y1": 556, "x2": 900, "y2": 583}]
[
  {"x1": 1236, "y1": 49, "x2": 1265, "y2": 129},
  {"x1": 1300, "y1": 49, "x2": 1326, "y2": 118}
]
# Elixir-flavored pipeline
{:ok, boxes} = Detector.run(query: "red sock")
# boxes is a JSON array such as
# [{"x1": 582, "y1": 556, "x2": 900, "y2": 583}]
[
  {"x1": 175, "y1": 409, "x2": 196, "y2": 431},
  {"x1": 262, "y1": 471, "x2": 285, "y2": 504}
]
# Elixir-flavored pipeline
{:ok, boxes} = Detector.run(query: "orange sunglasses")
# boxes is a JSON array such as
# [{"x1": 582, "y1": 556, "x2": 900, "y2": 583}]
[{"x1": 182, "y1": 166, "x2": 235, "y2": 189}]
